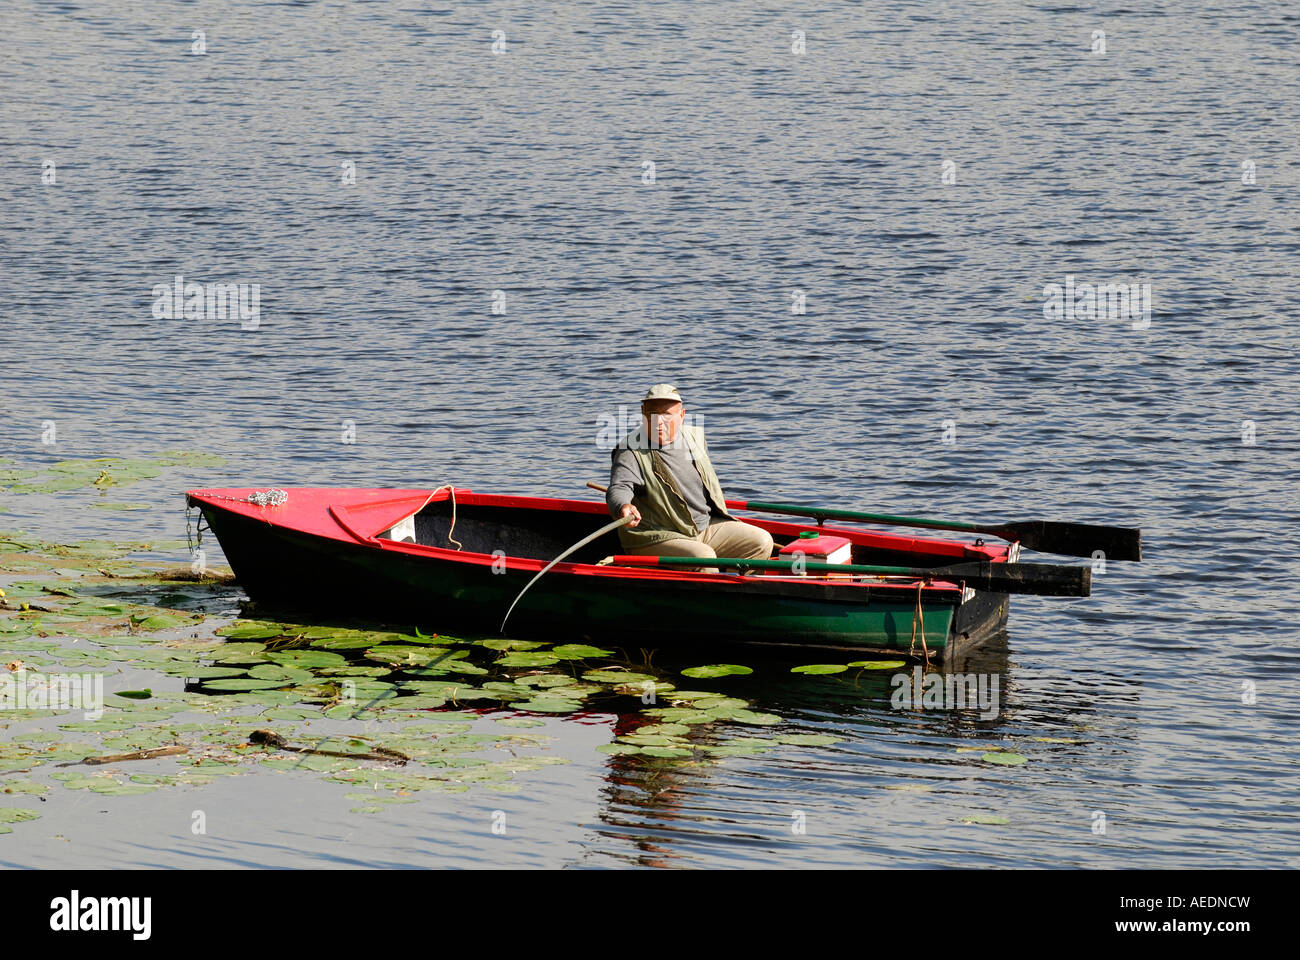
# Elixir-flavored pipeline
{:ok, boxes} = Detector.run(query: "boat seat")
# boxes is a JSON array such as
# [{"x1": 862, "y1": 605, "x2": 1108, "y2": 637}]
[{"x1": 413, "y1": 502, "x2": 621, "y2": 563}]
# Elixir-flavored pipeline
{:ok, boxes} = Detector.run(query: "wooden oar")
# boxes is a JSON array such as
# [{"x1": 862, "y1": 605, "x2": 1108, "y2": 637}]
[
  {"x1": 499, "y1": 514, "x2": 633, "y2": 631},
  {"x1": 585, "y1": 482, "x2": 1140, "y2": 561},
  {"x1": 612, "y1": 555, "x2": 1091, "y2": 597}
]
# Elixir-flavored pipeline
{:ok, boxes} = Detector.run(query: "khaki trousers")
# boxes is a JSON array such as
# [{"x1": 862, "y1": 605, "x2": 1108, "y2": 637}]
[{"x1": 623, "y1": 520, "x2": 774, "y2": 571}]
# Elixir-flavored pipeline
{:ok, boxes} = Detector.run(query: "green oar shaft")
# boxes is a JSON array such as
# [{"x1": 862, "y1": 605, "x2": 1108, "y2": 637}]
[
  {"x1": 612, "y1": 555, "x2": 1091, "y2": 597},
  {"x1": 738, "y1": 501, "x2": 982, "y2": 534}
]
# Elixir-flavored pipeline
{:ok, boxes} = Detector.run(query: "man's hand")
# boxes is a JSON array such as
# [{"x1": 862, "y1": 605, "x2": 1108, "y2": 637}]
[{"x1": 619, "y1": 504, "x2": 641, "y2": 527}]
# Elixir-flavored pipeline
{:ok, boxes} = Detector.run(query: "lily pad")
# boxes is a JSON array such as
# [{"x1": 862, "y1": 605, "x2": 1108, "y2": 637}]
[
  {"x1": 716, "y1": 709, "x2": 781, "y2": 726},
  {"x1": 318, "y1": 666, "x2": 392, "y2": 677},
  {"x1": 618, "y1": 734, "x2": 688, "y2": 749},
  {"x1": 681, "y1": 664, "x2": 752, "y2": 679},
  {"x1": 515, "y1": 674, "x2": 576, "y2": 688},
  {"x1": 0, "y1": 808, "x2": 41, "y2": 824},
  {"x1": 982, "y1": 752, "x2": 1027, "y2": 766},
  {"x1": 595, "y1": 743, "x2": 643, "y2": 756},
  {"x1": 548, "y1": 644, "x2": 614, "y2": 659},
  {"x1": 12, "y1": 732, "x2": 61, "y2": 744},
  {"x1": 248, "y1": 664, "x2": 315, "y2": 683},
  {"x1": 635, "y1": 723, "x2": 691, "y2": 737},
  {"x1": 790, "y1": 664, "x2": 847, "y2": 675},
  {"x1": 848, "y1": 660, "x2": 909, "y2": 670},
  {"x1": 282, "y1": 626, "x2": 346, "y2": 640},
  {"x1": 210, "y1": 641, "x2": 268, "y2": 657},
  {"x1": 265, "y1": 650, "x2": 348, "y2": 670},
  {"x1": 130, "y1": 613, "x2": 192, "y2": 631},
  {"x1": 476, "y1": 638, "x2": 545, "y2": 651},
  {"x1": 365, "y1": 645, "x2": 452, "y2": 666},
  {"x1": 59, "y1": 601, "x2": 130, "y2": 618},
  {"x1": 219, "y1": 625, "x2": 283, "y2": 640},
  {"x1": 310, "y1": 636, "x2": 382, "y2": 650},
  {"x1": 640, "y1": 746, "x2": 693, "y2": 758},
  {"x1": 496, "y1": 652, "x2": 561, "y2": 668},
  {"x1": 262, "y1": 707, "x2": 321, "y2": 722},
  {"x1": 689, "y1": 696, "x2": 749, "y2": 710}
]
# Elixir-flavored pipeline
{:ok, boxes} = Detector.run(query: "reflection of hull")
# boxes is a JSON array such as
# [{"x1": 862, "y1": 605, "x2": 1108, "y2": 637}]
[{"x1": 186, "y1": 487, "x2": 1012, "y2": 658}]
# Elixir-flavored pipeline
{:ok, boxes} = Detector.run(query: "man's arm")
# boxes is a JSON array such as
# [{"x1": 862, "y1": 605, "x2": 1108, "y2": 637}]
[{"x1": 607, "y1": 447, "x2": 643, "y2": 519}]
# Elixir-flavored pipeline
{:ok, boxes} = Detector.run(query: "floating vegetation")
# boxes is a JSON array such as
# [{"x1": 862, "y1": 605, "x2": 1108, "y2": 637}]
[
  {"x1": 0, "y1": 808, "x2": 41, "y2": 833},
  {"x1": 0, "y1": 511, "x2": 874, "y2": 836},
  {"x1": 981, "y1": 752, "x2": 1027, "y2": 766},
  {"x1": 2, "y1": 458, "x2": 1045, "y2": 841},
  {"x1": 0, "y1": 452, "x2": 226, "y2": 497}
]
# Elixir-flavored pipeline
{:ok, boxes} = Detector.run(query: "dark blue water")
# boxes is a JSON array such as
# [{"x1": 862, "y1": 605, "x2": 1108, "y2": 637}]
[{"x1": 2, "y1": 0, "x2": 1299, "y2": 868}]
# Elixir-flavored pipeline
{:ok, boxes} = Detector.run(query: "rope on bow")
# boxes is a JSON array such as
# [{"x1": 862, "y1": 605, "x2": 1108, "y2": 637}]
[{"x1": 430, "y1": 484, "x2": 462, "y2": 551}]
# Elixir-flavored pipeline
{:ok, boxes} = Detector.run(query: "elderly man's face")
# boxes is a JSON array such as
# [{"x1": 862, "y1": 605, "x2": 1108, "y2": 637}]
[{"x1": 643, "y1": 399, "x2": 684, "y2": 446}]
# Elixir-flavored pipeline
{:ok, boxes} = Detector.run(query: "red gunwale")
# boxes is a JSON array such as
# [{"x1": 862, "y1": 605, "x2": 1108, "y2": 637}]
[{"x1": 185, "y1": 487, "x2": 1009, "y2": 596}]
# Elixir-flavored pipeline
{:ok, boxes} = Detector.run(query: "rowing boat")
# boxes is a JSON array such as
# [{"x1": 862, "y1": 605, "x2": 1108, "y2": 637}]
[{"x1": 186, "y1": 486, "x2": 1023, "y2": 660}]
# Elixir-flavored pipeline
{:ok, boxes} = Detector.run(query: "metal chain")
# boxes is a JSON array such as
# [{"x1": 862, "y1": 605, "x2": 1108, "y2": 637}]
[
  {"x1": 187, "y1": 490, "x2": 285, "y2": 554},
  {"x1": 204, "y1": 489, "x2": 288, "y2": 507},
  {"x1": 185, "y1": 507, "x2": 210, "y2": 554}
]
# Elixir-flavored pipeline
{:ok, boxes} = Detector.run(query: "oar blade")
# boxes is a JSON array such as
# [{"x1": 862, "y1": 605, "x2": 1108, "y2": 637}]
[
  {"x1": 946, "y1": 562, "x2": 1091, "y2": 597},
  {"x1": 999, "y1": 521, "x2": 1141, "y2": 562}
]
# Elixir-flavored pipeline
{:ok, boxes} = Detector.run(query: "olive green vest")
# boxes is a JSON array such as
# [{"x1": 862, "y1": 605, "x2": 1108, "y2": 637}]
[{"x1": 617, "y1": 424, "x2": 734, "y2": 549}]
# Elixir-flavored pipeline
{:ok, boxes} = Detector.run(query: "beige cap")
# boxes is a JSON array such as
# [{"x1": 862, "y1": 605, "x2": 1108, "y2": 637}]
[{"x1": 643, "y1": 383, "x2": 682, "y2": 402}]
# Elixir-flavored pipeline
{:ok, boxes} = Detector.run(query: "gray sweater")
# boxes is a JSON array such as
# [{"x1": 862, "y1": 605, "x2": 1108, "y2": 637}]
[{"x1": 607, "y1": 435, "x2": 723, "y2": 532}]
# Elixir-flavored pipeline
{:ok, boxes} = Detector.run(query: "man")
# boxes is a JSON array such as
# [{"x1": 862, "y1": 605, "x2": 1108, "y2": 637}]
[{"x1": 606, "y1": 384, "x2": 773, "y2": 567}]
